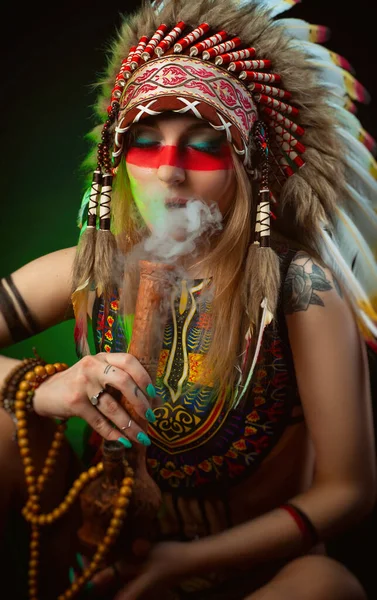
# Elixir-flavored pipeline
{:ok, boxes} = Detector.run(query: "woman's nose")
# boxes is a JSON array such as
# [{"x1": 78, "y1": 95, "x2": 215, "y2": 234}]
[
  {"x1": 156, "y1": 145, "x2": 186, "y2": 185},
  {"x1": 157, "y1": 164, "x2": 186, "y2": 186}
]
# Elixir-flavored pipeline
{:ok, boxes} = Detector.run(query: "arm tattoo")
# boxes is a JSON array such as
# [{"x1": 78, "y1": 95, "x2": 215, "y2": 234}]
[
  {"x1": 284, "y1": 254, "x2": 334, "y2": 314},
  {"x1": 0, "y1": 276, "x2": 40, "y2": 343}
]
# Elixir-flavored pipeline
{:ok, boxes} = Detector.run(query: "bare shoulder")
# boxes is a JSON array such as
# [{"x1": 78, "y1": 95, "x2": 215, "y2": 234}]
[
  {"x1": 283, "y1": 250, "x2": 344, "y2": 316},
  {"x1": 0, "y1": 247, "x2": 78, "y2": 347}
]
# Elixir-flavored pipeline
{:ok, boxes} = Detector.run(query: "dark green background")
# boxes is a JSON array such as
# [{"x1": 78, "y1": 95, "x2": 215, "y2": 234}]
[{"x1": 0, "y1": 4, "x2": 134, "y2": 367}]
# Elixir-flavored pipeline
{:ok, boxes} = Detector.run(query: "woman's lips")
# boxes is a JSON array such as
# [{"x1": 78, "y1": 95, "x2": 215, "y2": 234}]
[{"x1": 165, "y1": 197, "x2": 189, "y2": 209}]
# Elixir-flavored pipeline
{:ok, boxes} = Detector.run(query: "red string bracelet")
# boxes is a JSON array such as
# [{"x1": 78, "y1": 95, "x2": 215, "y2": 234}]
[{"x1": 280, "y1": 502, "x2": 319, "y2": 551}]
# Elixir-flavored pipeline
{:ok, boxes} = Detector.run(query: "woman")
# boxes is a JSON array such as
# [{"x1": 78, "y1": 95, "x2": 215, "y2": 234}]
[{"x1": 0, "y1": 0, "x2": 376, "y2": 598}]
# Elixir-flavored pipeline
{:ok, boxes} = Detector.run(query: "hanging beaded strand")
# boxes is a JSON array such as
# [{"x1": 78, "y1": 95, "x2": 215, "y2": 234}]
[
  {"x1": 10, "y1": 361, "x2": 68, "y2": 600},
  {"x1": 253, "y1": 120, "x2": 271, "y2": 248},
  {"x1": 97, "y1": 100, "x2": 121, "y2": 232},
  {"x1": 88, "y1": 98, "x2": 122, "y2": 234},
  {"x1": 87, "y1": 170, "x2": 102, "y2": 231},
  {"x1": 10, "y1": 359, "x2": 135, "y2": 600},
  {"x1": 93, "y1": 101, "x2": 121, "y2": 297}
]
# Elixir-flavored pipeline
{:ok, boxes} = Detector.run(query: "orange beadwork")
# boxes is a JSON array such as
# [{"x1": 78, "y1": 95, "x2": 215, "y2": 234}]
[
  {"x1": 57, "y1": 469, "x2": 135, "y2": 600},
  {"x1": 8, "y1": 360, "x2": 136, "y2": 600}
]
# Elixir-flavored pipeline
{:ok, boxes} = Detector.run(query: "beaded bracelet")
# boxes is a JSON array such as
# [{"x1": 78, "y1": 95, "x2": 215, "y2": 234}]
[
  {"x1": 15, "y1": 360, "x2": 69, "y2": 408},
  {"x1": 0, "y1": 356, "x2": 68, "y2": 424},
  {"x1": 0, "y1": 357, "x2": 45, "y2": 418},
  {"x1": 280, "y1": 502, "x2": 319, "y2": 551}
]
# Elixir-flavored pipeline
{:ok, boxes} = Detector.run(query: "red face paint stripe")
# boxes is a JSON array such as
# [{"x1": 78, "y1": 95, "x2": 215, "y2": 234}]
[{"x1": 125, "y1": 144, "x2": 233, "y2": 171}]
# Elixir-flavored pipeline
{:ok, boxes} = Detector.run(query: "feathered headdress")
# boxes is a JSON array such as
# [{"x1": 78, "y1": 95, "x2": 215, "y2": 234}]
[{"x1": 72, "y1": 0, "x2": 377, "y2": 376}]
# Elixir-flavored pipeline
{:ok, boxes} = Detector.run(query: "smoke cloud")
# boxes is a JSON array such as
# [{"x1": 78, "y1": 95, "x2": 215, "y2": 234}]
[{"x1": 143, "y1": 198, "x2": 223, "y2": 263}]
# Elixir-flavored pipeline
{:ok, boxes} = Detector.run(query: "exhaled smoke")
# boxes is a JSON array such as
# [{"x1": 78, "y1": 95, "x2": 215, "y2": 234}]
[
  {"x1": 143, "y1": 198, "x2": 223, "y2": 263},
  {"x1": 118, "y1": 199, "x2": 222, "y2": 370}
]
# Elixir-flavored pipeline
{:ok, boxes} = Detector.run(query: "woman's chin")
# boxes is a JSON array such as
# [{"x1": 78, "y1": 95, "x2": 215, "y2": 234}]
[{"x1": 171, "y1": 227, "x2": 188, "y2": 242}]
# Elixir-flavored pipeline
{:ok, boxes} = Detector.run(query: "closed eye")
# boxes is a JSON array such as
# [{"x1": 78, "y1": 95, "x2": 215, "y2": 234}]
[
  {"x1": 131, "y1": 137, "x2": 160, "y2": 148},
  {"x1": 187, "y1": 141, "x2": 223, "y2": 155}
]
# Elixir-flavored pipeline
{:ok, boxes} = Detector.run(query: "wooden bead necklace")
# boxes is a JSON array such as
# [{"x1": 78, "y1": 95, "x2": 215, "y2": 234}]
[{"x1": 12, "y1": 361, "x2": 135, "y2": 600}]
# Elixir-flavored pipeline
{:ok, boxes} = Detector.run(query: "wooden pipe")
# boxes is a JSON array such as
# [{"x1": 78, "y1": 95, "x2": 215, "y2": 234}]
[
  {"x1": 78, "y1": 260, "x2": 176, "y2": 557},
  {"x1": 127, "y1": 259, "x2": 176, "y2": 389},
  {"x1": 118, "y1": 260, "x2": 176, "y2": 551}
]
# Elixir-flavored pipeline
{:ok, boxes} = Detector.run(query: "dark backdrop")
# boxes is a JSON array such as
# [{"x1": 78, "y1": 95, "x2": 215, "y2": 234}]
[{"x1": 1, "y1": 0, "x2": 376, "y2": 596}]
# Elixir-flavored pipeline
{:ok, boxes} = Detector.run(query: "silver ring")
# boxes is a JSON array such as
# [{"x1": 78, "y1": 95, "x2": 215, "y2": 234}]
[
  {"x1": 121, "y1": 418, "x2": 132, "y2": 431},
  {"x1": 90, "y1": 388, "x2": 105, "y2": 407}
]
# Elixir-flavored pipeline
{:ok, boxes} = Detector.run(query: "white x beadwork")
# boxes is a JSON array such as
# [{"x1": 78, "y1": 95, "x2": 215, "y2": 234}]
[
  {"x1": 133, "y1": 100, "x2": 161, "y2": 122},
  {"x1": 174, "y1": 97, "x2": 202, "y2": 119},
  {"x1": 210, "y1": 112, "x2": 233, "y2": 142}
]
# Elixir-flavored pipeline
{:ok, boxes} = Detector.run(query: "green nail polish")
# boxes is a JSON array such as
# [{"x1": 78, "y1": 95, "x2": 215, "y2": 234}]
[
  {"x1": 69, "y1": 567, "x2": 75, "y2": 584},
  {"x1": 76, "y1": 552, "x2": 84, "y2": 570},
  {"x1": 117, "y1": 436, "x2": 132, "y2": 448},
  {"x1": 137, "y1": 431, "x2": 151, "y2": 446},
  {"x1": 145, "y1": 408, "x2": 156, "y2": 423},
  {"x1": 146, "y1": 383, "x2": 156, "y2": 398}
]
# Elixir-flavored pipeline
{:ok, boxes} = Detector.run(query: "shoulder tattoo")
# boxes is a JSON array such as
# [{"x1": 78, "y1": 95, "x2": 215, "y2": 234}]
[
  {"x1": 0, "y1": 275, "x2": 40, "y2": 343},
  {"x1": 283, "y1": 252, "x2": 341, "y2": 314}
]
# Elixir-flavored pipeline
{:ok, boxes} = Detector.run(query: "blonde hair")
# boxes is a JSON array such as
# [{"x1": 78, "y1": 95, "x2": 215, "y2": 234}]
[{"x1": 97, "y1": 146, "x2": 281, "y2": 392}]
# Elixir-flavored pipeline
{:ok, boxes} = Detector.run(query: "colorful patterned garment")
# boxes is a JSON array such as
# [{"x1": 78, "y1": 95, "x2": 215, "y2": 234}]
[
  {"x1": 91, "y1": 243, "x2": 303, "y2": 498},
  {"x1": 89, "y1": 243, "x2": 305, "y2": 597}
]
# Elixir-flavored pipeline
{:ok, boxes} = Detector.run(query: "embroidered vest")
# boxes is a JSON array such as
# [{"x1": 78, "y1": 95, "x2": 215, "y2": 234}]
[{"x1": 92, "y1": 244, "x2": 302, "y2": 497}]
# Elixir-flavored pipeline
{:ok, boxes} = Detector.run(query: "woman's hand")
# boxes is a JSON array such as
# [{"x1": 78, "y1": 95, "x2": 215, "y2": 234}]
[
  {"x1": 32, "y1": 353, "x2": 157, "y2": 445},
  {"x1": 111, "y1": 541, "x2": 193, "y2": 600}
]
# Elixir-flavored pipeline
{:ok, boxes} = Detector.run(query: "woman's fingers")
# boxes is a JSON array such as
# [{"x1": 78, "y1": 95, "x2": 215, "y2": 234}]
[
  {"x1": 86, "y1": 389, "x2": 152, "y2": 447},
  {"x1": 33, "y1": 352, "x2": 158, "y2": 444},
  {"x1": 101, "y1": 353, "x2": 158, "y2": 409},
  {"x1": 77, "y1": 399, "x2": 130, "y2": 444},
  {"x1": 96, "y1": 355, "x2": 157, "y2": 425}
]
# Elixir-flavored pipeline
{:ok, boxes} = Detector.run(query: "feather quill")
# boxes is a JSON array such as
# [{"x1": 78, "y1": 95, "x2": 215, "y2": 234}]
[{"x1": 71, "y1": 279, "x2": 91, "y2": 358}]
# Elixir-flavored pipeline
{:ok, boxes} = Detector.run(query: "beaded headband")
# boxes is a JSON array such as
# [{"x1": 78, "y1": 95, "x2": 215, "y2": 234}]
[{"x1": 113, "y1": 54, "x2": 258, "y2": 167}]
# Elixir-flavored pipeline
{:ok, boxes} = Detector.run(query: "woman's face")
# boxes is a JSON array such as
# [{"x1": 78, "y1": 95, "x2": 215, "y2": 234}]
[{"x1": 124, "y1": 114, "x2": 236, "y2": 232}]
